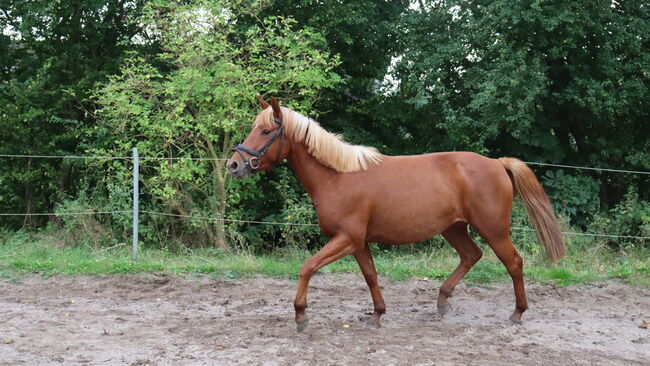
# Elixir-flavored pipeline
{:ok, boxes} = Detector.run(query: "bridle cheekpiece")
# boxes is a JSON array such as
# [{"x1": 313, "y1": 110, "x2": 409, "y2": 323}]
[{"x1": 231, "y1": 117, "x2": 284, "y2": 170}]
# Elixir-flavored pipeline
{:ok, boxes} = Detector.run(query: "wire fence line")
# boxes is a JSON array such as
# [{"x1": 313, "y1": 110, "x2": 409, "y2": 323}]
[
  {"x1": 1, "y1": 152, "x2": 649, "y2": 174},
  {"x1": 523, "y1": 161, "x2": 650, "y2": 175},
  {"x1": 0, "y1": 153, "x2": 229, "y2": 161},
  {"x1": 0, "y1": 210, "x2": 130, "y2": 216},
  {"x1": 0, "y1": 153, "x2": 131, "y2": 160},
  {"x1": 1, "y1": 209, "x2": 648, "y2": 240},
  {"x1": 140, "y1": 157, "x2": 229, "y2": 161},
  {"x1": 142, "y1": 212, "x2": 650, "y2": 239},
  {"x1": 509, "y1": 226, "x2": 650, "y2": 240},
  {"x1": 140, "y1": 210, "x2": 320, "y2": 227}
]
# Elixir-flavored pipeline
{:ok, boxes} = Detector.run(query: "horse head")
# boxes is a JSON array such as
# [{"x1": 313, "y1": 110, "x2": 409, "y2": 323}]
[{"x1": 227, "y1": 96, "x2": 290, "y2": 178}]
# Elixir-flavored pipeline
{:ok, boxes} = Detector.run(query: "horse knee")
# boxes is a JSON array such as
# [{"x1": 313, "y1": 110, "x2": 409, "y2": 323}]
[
  {"x1": 467, "y1": 249, "x2": 483, "y2": 264},
  {"x1": 299, "y1": 260, "x2": 317, "y2": 278}
]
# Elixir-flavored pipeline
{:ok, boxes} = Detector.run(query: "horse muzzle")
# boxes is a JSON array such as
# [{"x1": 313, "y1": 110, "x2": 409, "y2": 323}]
[{"x1": 227, "y1": 158, "x2": 250, "y2": 178}]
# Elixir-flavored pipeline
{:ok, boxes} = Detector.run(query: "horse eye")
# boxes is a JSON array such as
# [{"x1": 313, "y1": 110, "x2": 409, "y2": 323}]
[{"x1": 262, "y1": 129, "x2": 271, "y2": 135}]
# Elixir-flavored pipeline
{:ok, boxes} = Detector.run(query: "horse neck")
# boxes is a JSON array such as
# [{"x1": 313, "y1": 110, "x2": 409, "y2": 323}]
[{"x1": 286, "y1": 141, "x2": 337, "y2": 198}]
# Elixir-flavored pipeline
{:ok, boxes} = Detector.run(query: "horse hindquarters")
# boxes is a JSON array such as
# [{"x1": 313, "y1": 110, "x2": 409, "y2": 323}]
[{"x1": 467, "y1": 158, "x2": 564, "y2": 323}]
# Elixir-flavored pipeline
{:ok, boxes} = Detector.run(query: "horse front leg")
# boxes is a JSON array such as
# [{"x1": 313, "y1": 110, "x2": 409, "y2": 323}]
[
  {"x1": 294, "y1": 233, "x2": 355, "y2": 332},
  {"x1": 353, "y1": 244, "x2": 386, "y2": 328}
]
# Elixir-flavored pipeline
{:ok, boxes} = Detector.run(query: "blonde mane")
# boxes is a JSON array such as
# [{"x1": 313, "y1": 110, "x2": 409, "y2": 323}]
[{"x1": 255, "y1": 107, "x2": 383, "y2": 172}]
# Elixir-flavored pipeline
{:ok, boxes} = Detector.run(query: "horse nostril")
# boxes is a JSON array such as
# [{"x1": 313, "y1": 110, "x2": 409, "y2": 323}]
[{"x1": 229, "y1": 161, "x2": 239, "y2": 172}]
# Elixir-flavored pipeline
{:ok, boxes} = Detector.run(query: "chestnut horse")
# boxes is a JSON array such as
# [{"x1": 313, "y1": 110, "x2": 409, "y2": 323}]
[{"x1": 228, "y1": 97, "x2": 566, "y2": 332}]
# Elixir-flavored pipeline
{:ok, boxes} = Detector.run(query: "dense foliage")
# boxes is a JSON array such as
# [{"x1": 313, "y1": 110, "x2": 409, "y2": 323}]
[
  {"x1": 89, "y1": 1, "x2": 340, "y2": 248},
  {"x1": 0, "y1": 0, "x2": 149, "y2": 228},
  {"x1": 1, "y1": 0, "x2": 648, "y2": 251},
  {"x1": 391, "y1": 0, "x2": 650, "y2": 205}
]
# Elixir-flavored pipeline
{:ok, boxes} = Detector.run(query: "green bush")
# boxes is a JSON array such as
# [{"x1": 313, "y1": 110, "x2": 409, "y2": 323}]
[
  {"x1": 53, "y1": 190, "x2": 124, "y2": 248},
  {"x1": 272, "y1": 167, "x2": 322, "y2": 249},
  {"x1": 588, "y1": 189, "x2": 650, "y2": 249},
  {"x1": 541, "y1": 170, "x2": 600, "y2": 227}
]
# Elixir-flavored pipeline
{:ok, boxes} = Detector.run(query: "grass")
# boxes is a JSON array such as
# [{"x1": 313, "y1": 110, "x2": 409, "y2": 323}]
[{"x1": 0, "y1": 231, "x2": 648, "y2": 287}]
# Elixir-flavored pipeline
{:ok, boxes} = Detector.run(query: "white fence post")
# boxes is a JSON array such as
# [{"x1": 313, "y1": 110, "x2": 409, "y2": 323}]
[{"x1": 132, "y1": 147, "x2": 139, "y2": 262}]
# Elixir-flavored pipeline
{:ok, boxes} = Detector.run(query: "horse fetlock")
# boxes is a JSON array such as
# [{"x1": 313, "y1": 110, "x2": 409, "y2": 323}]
[
  {"x1": 294, "y1": 301, "x2": 307, "y2": 313},
  {"x1": 295, "y1": 310, "x2": 308, "y2": 324},
  {"x1": 439, "y1": 286, "x2": 453, "y2": 298},
  {"x1": 295, "y1": 308, "x2": 309, "y2": 332},
  {"x1": 509, "y1": 306, "x2": 526, "y2": 324},
  {"x1": 437, "y1": 290, "x2": 451, "y2": 302}
]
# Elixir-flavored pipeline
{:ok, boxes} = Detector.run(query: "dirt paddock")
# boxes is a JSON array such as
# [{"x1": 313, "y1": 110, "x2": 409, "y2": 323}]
[{"x1": 0, "y1": 273, "x2": 648, "y2": 365}]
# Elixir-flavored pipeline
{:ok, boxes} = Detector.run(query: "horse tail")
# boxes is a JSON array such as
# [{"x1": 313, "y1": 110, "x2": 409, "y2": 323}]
[{"x1": 498, "y1": 158, "x2": 566, "y2": 264}]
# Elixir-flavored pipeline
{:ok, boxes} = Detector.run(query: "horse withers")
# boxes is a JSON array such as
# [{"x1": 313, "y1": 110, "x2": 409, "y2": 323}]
[{"x1": 228, "y1": 96, "x2": 566, "y2": 332}]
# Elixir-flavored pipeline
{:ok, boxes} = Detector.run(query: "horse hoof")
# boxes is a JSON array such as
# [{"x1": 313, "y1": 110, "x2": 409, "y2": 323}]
[
  {"x1": 364, "y1": 320, "x2": 381, "y2": 329},
  {"x1": 437, "y1": 304, "x2": 451, "y2": 316},
  {"x1": 509, "y1": 313, "x2": 523, "y2": 325},
  {"x1": 296, "y1": 319, "x2": 309, "y2": 333}
]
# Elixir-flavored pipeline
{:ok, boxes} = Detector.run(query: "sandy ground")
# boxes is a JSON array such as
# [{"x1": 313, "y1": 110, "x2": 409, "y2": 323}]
[{"x1": 0, "y1": 273, "x2": 648, "y2": 365}]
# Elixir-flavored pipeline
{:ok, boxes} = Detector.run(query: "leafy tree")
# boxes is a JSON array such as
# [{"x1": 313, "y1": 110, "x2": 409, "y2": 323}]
[
  {"x1": 266, "y1": 0, "x2": 409, "y2": 145},
  {"x1": 91, "y1": 0, "x2": 341, "y2": 248},
  {"x1": 391, "y1": 0, "x2": 649, "y2": 213},
  {"x1": 0, "y1": 0, "x2": 148, "y2": 228}
]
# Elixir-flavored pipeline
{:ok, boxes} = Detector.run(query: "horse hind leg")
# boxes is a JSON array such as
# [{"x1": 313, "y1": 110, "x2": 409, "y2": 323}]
[
  {"x1": 437, "y1": 222, "x2": 483, "y2": 315},
  {"x1": 480, "y1": 231, "x2": 528, "y2": 324}
]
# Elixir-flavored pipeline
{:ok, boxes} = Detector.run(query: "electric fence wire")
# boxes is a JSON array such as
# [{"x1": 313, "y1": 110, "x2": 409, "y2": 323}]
[{"x1": 1, "y1": 153, "x2": 649, "y2": 239}]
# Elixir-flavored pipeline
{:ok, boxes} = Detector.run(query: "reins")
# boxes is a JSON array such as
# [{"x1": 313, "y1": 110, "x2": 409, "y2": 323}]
[{"x1": 231, "y1": 117, "x2": 284, "y2": 170}]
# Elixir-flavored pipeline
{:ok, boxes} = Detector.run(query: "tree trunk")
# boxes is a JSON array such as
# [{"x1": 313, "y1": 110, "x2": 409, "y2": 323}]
[
  {"x1": 205, "y1": 136, "x2": 229, "y2": 250},
  {"x1": 51, "y1": 161, "x2": 73, "y2": 224}
]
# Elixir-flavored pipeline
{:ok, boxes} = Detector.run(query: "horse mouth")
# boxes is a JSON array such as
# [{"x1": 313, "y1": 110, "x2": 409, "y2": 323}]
[{"x1": 229, "y1": 167, "x2": 250, "y2": 179}]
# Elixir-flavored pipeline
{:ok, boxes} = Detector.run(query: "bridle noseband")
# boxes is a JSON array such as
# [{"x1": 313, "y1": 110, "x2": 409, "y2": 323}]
[{"x1": 232, "y1": 117, "x2": 284, "y2": 170}]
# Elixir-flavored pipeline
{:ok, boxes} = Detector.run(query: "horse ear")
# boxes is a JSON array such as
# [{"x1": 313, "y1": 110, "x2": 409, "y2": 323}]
[
  {"x1": 270, "y1": 97, "x2": 282, "y2": 120},
  {"x1": 257, "y1": 95, "x2": 270, "y2": 109}
]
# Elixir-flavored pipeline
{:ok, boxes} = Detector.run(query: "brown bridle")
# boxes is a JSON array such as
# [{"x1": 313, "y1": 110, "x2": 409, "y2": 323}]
[{"x1": 231, "y1": 117, "x2": 285, "y2": 170}]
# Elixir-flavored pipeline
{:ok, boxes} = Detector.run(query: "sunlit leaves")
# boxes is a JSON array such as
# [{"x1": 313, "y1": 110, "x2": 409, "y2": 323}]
[{"x1": 91, "y1": 0, "x2": 341, "y2": 247}]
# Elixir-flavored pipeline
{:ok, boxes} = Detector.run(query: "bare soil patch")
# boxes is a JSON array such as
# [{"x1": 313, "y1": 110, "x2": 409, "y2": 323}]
[{"x1": 0, "y1": 273, "x2": 648, "y2": 365}]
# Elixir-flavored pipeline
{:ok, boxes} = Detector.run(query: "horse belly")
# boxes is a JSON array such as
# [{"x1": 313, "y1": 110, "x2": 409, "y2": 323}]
[{"x1": 365, "y1": 193, "x2": 461, "y2": 245}]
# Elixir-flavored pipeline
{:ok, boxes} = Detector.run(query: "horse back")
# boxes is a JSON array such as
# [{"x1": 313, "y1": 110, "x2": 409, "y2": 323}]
[{"x1": 314, "y1": 151, "x2": 513, "y2": 244}]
